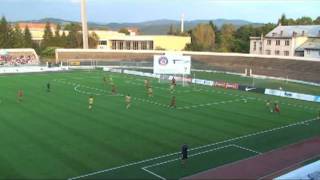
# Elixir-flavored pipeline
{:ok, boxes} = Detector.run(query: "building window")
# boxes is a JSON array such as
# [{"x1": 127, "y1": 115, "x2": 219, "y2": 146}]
[
  {"x1": 126, "y1": 41, "x2": 130, "y2": 50},
  {"x1": 267, "y1": 40, "x2": 271, "y2": 45},
  {"x1": 133, "y1": 41, "x2": 139, "y2": 50},
  {"x1": 284, "y1": 51, "x2": 289, "y2": 56},
  {"x1": 141, "y1": 41, "x2": 147, "y2": 50},
  {"x1": 266, "y1": 50, "x2": 271, "y2": 55},
  {"x1": 112, "y1": 41, "x2": 116, "y2": 50},
  {"x1": 306, "y1": 50, "x2": 310, "y2": 54},
  {"x1": 276, "y1": 40, "x2": 280, "y2": 46},
  {"x1": 285, "y1": 40, "x2": 290, "y2": 46},
  {"x1": 253, "y1": 41, "x2": 257, "y2": 51},
  {"x1": 99, "y1": 41, "x2": 107, "y2": 45},
  {"x1": 275, "y1": 50, "x2": 280, "y2": 55},
  {"x1": 149, "y1": 41, "x2": 154, "y2": 50},
  {"x1": 119, "y1": 41, "x2": 124, "y2": 50}
]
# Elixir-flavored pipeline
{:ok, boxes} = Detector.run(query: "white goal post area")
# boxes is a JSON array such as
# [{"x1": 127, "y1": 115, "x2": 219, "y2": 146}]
[{"x1": 154, "y1": 53, "x2": 191, "y2": 86}]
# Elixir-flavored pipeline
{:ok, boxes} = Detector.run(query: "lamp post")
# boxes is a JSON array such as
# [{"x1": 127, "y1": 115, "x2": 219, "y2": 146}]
[{"x1": 81, "y1": 0, "x2": 89, "y2": 49}]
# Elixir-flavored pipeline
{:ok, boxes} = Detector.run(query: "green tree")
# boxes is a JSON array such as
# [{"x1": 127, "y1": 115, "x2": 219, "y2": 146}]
[
  {"x1": 66, "y1": 23, "x2": 81, "y2": 48},
  {"x1": 60, "y1": 31, "x2": 68, "y2": 47},
  {"x1": 118, "y1": 28, "x2": 130, "y2": 35},
  {"x1": 88, "y1": 32, "x2": 99, "y2": 48},
  {"x1": 278, "y1": 14, "x2": 289, "y2": 25},
  {"x1": 295, "y1": 16, "x2": 313, "y2": 25},
  {"x1": 209, "y1": 21, "x2": 218, "y2": 32},
  {"x1": 219, "y1": 24, "x2": 236, "y2": 52},
  {"x1": 0, "y1": 16, "x2": 13, "y2": 48},
  {"x1": 286, "y1": 18, "x2": 296, "y2": 25},
  {"x1": 233, "y1": 25, "x2": 256, "y2": 53},
  {"x1": 313, "y1": 16, "x2": 320, "y2": 25},
  {"x1": 64, "y1": 23, "x2": 81, "y2": 31},
  {"x1": 53, "y1": 24, "x2": 62, "y2": 46},
  {"x1": 12, "y1": 24, "x2": 25, "y2": 48},
  {"x1": 23, "y1": 26, "x2": 33, "y2": 48},
  {"x1": 42, "y1": 22, "x2": 54, "y2": 48},
  {"x1": 187, "y1": 24, "x2": 215, "y2": 51}
]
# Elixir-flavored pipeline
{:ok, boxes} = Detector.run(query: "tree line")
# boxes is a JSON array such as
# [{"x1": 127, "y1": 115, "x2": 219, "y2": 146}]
[
  {"x1": 0, "y1": 16, "x2": 99, "y2": 58},
  {"x1": 1, "y1": 14, "x2": 320, "y2": 57},
  {"x1": 176, "y1": 15, "x2": 320, "y2": 53}
]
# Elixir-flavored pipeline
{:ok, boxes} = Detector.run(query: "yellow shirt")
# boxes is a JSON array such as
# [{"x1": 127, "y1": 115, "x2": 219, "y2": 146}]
[{"x1": 89, "y1": 98, "x2": 94, "y2": 104}]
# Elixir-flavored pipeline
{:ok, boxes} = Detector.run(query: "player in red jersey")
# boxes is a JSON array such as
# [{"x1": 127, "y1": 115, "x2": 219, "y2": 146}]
[
  {"x1": 17, "y1": 89, "x2": 24, "y2": 103},
  {"x1": 274, "y1": 103, "x2": 280, "y2": 114},
  {"x1": 172, "y1": 77, "x2": 176, "y2": 87}
]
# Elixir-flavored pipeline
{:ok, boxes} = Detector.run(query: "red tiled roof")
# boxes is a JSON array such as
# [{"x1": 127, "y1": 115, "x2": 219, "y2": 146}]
[{"x1": 16, "y1": 23, "x2": 57, "y2": 30}]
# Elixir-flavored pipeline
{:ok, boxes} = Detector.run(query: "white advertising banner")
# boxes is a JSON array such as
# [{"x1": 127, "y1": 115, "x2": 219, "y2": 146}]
[
  {"x1": 264, "y1": 89, "x2": 317, "y2": 102},
  {"x1": 153, "y1": 55, "x2": 191, "y2": 75}
]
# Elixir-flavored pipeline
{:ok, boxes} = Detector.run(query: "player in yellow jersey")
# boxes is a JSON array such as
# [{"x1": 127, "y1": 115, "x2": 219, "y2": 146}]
[
  {"x1": 112, "y1": 84, "x2": 117, "y2": 95},
  {"x1": 148, "y1": 87, "x2": 153, "y2": 97},
  {"x1": 125, "y1": 94, "x2": 132, "y2": 109},
  {"x1": 88, "y1": 96, "x2": 94, "y2": 110}
]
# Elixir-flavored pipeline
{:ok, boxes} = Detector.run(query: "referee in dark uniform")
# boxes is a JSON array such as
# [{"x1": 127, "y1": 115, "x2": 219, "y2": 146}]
[
  {"x1": 47, "y1": 82, "x2": 51, "y2": 92},
  {"x1": 181, "y1": 144, "x2": 189, "y2": 165}
]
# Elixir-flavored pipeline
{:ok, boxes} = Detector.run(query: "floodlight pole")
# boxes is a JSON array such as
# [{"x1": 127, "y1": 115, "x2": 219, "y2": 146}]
[{"x1": 81, "y1": 0, "x2": 89, "y2": 49}]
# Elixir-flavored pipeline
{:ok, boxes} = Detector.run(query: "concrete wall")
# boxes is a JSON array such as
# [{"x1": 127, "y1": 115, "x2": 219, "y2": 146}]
[{"x1": 55, "y1": 49, "x2": 320, "y2": 83}]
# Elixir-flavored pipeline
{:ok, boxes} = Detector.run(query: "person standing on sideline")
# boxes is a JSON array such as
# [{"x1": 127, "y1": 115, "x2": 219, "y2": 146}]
[{"x1": 181, "y1": 144, "x2": 189, "y2": 165}]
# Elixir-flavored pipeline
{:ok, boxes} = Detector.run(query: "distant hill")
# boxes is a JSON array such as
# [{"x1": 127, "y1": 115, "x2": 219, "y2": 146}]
[{"x1": 15, "y1": 18, "x2": 263, "y2": 35}]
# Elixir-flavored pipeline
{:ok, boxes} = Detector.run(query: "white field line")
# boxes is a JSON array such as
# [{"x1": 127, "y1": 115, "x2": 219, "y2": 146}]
[
  {"x1": 177, "y1": 98, "x2": 249, "y2": 110},
  {"x1": 68, "y1": 118, "x2": 319, "y2": 180},
  {"x1": 126, "y1": 80, "x2": 318, "y2": 111},
  {"x1": 74, "y1": 85, "x2": 102, "y2": 96},
  {"x1": 55, "y1": 79, "x2": 319, "y2": 112},
  {"x1": 56, "y1": 79, "x2": 250, "y2": 109},
  {"x1": 141, "y1": 167, "x2": 167, "y2": 180},
  {"x1": 142, "y1": 145, "x2": 233, "y2": 169},
  {"x1": 231, "y1": 144, "x2": 262, "y2": 155},
  {"x1": 124, "y1": 81, "x2": 200, "y2": 94},
  {"x1": 141, "y1": 144, "x2": 260, "y2": 180}
]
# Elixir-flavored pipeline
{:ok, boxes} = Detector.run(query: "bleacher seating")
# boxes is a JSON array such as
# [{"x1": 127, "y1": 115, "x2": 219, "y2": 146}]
[{"x1": 0, "y1": 49, "x2": 39, "y2": 66}]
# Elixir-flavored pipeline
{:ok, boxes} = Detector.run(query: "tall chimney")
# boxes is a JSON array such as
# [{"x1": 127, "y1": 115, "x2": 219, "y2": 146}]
[
  {"x1": 81, "y1": 0, "x2": 89, "y2": 49},
  {"x1": 181, "y1": 13, "x2": 185, "y2": 33}
]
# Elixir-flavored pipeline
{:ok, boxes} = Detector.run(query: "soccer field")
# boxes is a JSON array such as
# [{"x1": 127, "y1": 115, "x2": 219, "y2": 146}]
[{"x1": 0, "y1": 70, "x2": 319, "y2": 179}]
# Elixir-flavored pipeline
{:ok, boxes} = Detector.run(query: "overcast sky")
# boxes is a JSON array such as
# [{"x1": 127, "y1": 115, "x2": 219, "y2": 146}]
[{"x1": 0, "y1": 0, "x2": 319, "y2": 23}]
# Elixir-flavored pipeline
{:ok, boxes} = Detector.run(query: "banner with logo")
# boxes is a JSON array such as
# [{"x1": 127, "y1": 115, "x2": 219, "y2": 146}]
[
  {"x1": 153, "y1": 55, "x2": 191, "y2": 75},
  {"x1": 192, "y1": 79, "x2": 215, "y2": 86},
  {"x1": 214, "y1": 81, "x2": 239, "y2": 90},
  {"x1": 265, "y1": 89, "x2": 318, "y2": 102},
  {"x1": 238, "y1": 85, "x2": 266, "y2": 94}
]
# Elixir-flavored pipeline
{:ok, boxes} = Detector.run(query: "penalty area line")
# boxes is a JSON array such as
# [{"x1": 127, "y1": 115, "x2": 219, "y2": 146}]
[
  {"x1": 68, "y1": 118, "x2": 319, "y2": 180},
  {"x1": 141, "y1": 144, "x2": 260, "y2": 180}
]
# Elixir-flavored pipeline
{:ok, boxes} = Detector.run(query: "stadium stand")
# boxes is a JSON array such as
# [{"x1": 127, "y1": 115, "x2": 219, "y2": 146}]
[
  {"x1": 56, "y1": 49, "x2": 320, "y2": 83},
  {"x1": 0, "y1": 49, "x2": 39, "y2": 66}
]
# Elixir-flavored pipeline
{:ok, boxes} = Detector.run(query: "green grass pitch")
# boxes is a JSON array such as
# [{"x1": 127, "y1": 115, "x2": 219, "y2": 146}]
[{"x1": 0, "y1": 70, "x2": 319, "y2": 179}]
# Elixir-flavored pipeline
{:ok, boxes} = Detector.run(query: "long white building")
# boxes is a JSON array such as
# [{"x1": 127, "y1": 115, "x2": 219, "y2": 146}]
[{"x1": 250, "y1": 25, "x2": 320, "y2": 59}]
